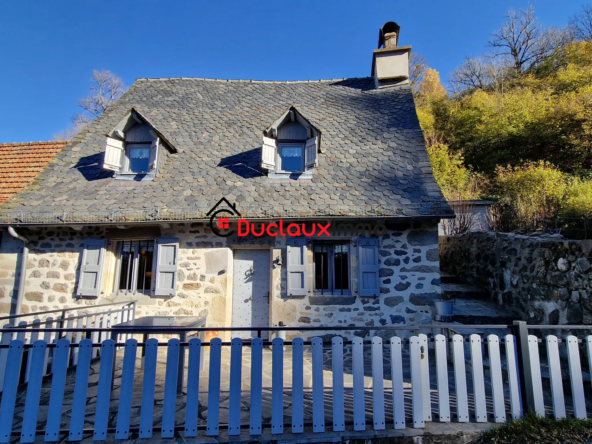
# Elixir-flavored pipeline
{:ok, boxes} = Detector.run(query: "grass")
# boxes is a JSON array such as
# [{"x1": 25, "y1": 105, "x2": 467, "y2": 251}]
[{"x1": 478, "y1": 413, "x2": 592, "y2": 443}]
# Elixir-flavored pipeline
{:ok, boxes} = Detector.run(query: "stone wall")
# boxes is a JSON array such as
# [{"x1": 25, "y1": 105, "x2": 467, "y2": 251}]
[
  {"x1": 272, "y1": 221, "x2": 442, "y2": 336},
  {"x1": 439, "y1": 232, "x2": 592, "y2": 325},
  {"x1": 0, "y1": 225, "x2": 232, "y2": 327},
  {"x1": 0, "y1": 219, "x2": 443, "y2": 333}
]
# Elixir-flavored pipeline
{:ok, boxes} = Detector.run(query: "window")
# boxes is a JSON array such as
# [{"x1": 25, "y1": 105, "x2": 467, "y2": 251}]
[
  {"x1": 115, "y1": 240, "x2": 155, "y2": 295},
  {"x1": 278, "y1": 143, "x2": 305, "y2": 173},
  {"x1": 313, "y1": 241, "x2": 351, "y2": 295},
  {"x1": 125, "y1": 143, "x2": 152, "y2": 174},
  {"x1": 260, "y1": 107, "x2": 320, "y2": 178}
]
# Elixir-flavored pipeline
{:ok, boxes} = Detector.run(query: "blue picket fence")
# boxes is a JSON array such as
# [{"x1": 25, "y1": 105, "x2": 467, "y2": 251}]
[{"x1": 0, "y1": 328, "x2": 590, "y2": 441}]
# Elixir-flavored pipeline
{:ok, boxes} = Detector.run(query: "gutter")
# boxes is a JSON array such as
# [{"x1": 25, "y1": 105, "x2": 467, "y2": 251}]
[
  {"x1": 0, "y1": 213, "x2": 457, "y2": 229},
  {"x1": 7, "y1": 227, "x2": 28, "y2": 315}
]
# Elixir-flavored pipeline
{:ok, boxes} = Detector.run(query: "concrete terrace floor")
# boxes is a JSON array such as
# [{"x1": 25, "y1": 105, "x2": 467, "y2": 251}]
[{"x1": 5, "y1": 335, "x2": 592, "y2": 443}]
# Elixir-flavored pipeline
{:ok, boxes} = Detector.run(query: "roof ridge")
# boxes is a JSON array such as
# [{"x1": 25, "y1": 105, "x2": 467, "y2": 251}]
[
  {"x1": 135, "y1": 77, "x2": 371, "y2": 83},
  {"x1": 0, "y1": 141, "x2": 69, "y2": 147}
]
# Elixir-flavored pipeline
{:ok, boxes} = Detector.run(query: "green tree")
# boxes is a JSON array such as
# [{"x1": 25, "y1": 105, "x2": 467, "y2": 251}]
[{"x1": 434, "y1": 41, "x2": 592, "y2": 174}]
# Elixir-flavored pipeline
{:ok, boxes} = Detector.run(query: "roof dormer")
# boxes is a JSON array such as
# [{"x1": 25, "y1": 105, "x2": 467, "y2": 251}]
[
  {"x1": 102, "y1": 108, "x2": 176, "y2": 180},
  {"x1": 261, "y1": 107, "x2": 321, "y2": 179}
]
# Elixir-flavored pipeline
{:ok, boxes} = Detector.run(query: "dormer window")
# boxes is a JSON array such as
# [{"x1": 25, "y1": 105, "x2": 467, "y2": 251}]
[
  {"x1": 102, "y1": 108, "x2": 177, "y2": 180},
  {"x1": 278, "y1": 143, "x2": 305, "y2": 173},
  {"x1": 127, "y1": 144, "x2": 152, "y2": 174},
  {"x1": 261, "y1": 107, "x2": 321, "y2": 179}
]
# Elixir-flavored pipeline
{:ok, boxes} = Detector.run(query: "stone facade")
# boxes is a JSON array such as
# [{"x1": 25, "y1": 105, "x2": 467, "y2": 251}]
[
  {"x1": 440, "y1": 232, "x2": 592, "y2": 325},
  {"x1": 0, "y1": 219, "x2": 442, "y2": 332},
  {"x1": 272, "y1": 221, "x2": 442, "y2": 337}
]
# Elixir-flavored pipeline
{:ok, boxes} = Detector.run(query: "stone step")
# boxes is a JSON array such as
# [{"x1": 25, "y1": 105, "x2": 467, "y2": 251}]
[
  {"x1": 445, "y1": 298, "x2": 519, "y2": 326},
  {"x1": 441, "y1": 282, "x2": 489, "y2": 299},
  {"x1": 452, "y1": 313, "x2": 517, "y2": 326},
  {"x1": 440, "y1": 272, "x2": 459, "y2": 284},
  {"x1": 439, "y1": 325, "x2": 510, "y2": 338}
]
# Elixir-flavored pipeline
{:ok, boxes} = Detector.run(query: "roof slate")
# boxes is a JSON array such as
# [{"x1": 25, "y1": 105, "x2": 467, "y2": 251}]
[
  {"x1": 0, "y1": 141, "x2": 68, "y2": 204},
  {"x1": 0, "y1": 77, "x2": 452, "y2": 223}
]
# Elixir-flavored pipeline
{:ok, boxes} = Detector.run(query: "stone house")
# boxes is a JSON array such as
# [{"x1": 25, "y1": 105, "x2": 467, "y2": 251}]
[{"x1": 0, "y1": 22, "x2": 453, "y2": 337}]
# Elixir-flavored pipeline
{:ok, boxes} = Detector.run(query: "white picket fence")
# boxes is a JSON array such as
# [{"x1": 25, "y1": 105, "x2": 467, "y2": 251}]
[
  {"x1": 0, "y1": 331, "x2": 590, "y2": 441},
  {"x1": 0, "y1": 303, "x2": 135, "y2": 392}
]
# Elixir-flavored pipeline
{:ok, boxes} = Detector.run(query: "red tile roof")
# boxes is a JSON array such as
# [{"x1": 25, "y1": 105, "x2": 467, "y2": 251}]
[{"x1": 0, "y1": 141, "x2": 68, "y2": 204}]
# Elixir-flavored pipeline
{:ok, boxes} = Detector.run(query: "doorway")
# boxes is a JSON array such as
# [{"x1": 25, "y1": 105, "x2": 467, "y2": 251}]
[{"x1": 231, "y1": 249, "x2": 270, "y2": 339}]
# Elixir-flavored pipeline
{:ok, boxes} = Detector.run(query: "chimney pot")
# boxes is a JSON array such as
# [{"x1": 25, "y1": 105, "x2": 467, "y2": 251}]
[{"x1": 383, "y1": 32, "x2": 398, "y2": 48}]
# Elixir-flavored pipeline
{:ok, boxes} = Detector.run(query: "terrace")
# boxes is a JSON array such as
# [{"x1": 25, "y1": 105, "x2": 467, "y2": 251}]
[{"x1": 0, "y1": 303, "x2": 591, "y2": 443}]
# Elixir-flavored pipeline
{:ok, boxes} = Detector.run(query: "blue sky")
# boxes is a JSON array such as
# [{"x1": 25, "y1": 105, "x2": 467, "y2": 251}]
[{"x1": 0, "y1": 0, "x2": 588, "y2": 142}]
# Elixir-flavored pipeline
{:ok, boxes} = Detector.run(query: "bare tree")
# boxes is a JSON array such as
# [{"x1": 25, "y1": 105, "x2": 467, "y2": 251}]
[
  {"x1": 489, "y1": 6, "x2": 572, "y2": 73},
  {"x1": 570, "y1": 5, "x2": 592, "y2": 41},
  {"x1": 409, "y1": 52, "x2": 428, "y2": 95},
  {"x1": 53, "y1": 119, "x2": 92, "y2": 141},
  {"x1": 54, "y1": 70, "x2": 126, "y2": 140},
  {"x1": 449, "y1": 56, "x2": 515, "y2": 95},
  {"x1": 449, "y1": 57, "x2": 493, "y2": 94},
  {"x1": 442, "y1": 202, "x2": 478, "y2": 235}
]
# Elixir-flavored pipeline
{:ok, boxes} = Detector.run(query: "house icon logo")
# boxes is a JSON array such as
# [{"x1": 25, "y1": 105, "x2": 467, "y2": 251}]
[{"x1": 206, "y1": 198, "x2": 242, "y2": 237}]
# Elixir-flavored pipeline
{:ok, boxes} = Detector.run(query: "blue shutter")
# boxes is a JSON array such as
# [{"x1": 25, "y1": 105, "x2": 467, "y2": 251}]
[
  {"x1": 153, "y1": 238, "x2": 179, "y2": 297},
  {"x1": 358, "y1": 237, "x2": 379, "y2": 297},
  {"x1": 76, "y1": 239, "x2": 106, "y2": 298},
  {"x1": 286, "y1": 238, "x2": 308, "y2": 297}
]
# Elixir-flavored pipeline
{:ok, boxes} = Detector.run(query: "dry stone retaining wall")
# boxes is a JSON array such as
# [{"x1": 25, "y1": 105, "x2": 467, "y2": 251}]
[{"x1": 440, "y1": 232, "x2": 592, "y2": 325}]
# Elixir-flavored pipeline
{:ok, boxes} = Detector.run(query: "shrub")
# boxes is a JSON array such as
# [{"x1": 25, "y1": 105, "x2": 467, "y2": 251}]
[
  {"x1": 564, "y1": 177, "x2": 592, "y2": 216},
  {"x1": 493, "y1": 161, "x2": 567, "y2": 231},
  {"x1": 427, "y1": 143, "x2": 482, "y2": 201},
  {"x1": 562, "y1": 177, "x2": 592, "y2": 238},
  {"x1": 478, "y1": 413, "x2": 592, "y2": 443}
]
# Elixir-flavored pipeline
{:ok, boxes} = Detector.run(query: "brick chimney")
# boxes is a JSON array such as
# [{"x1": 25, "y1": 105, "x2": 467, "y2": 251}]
[{"x1": 371, "y1": 22, "x2": 412, "y2": 89}]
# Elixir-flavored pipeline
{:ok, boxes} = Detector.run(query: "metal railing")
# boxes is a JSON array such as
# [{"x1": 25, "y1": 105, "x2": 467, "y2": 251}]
[
  {"x1": 0, "y1": 301, "x2": 136, "y2": 324},
  {"x1": 0, "y1": 302, "x2": 136, "y2": 392}
]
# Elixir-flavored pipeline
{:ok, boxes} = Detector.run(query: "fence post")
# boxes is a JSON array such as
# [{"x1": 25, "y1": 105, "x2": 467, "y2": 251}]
[
  {"x1": 512, "y1": 320, "x2": 535, "y2": 413},
  {"x1": 60, "y1": 310, "x2": 67, "y2": 330}
]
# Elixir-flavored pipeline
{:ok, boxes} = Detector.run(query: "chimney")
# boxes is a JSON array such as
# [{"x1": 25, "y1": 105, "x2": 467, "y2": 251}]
[{"x1": 371, "y1": 21, "x2": 412, "y2": 89}]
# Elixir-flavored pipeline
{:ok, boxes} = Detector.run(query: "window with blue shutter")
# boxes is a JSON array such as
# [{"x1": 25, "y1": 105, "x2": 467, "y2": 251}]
[
  {"x1": 286, "y1": 238, "x2": 308, "y2": 297},
  {"x1": 153, "y1": 238, "x2": 179, "y2": 297},
  {"x1": 77, "y1": 239, "x2": 107, "y2": 298},
  {"x1": 358, "y1": 237, "x2": 380, "y2": 297}
]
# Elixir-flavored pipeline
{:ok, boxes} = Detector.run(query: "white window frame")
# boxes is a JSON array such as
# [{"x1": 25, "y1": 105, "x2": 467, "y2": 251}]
[
  {"x1": 120, "y1": 142, "x2": 153, "y2": 175},
  {"x1": 276, "y1": 142, "x2": 305, "y2": 174},
  {"x1": 313, "y1": 241, "x2": 352, "y2": 296},
  {"x1": 113, "y1": 239, "x2": 156, "y2": 296}
]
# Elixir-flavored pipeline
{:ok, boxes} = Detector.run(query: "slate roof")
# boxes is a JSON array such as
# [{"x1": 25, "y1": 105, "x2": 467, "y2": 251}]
[
  {"x1": 0, "y1": 141, "x2": 68, "y2": 204},
  {"x1": 0, "y1": 77, "x2": 452, "y2": 224}
]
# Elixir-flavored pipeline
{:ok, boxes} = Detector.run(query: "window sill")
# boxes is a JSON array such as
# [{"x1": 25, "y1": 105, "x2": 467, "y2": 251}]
[
  {"x1": 114, "y1": 171, "x2": 156, "y2": 181},
  {"x1": 309, "y1": 295, "x2": 356, "y2": 305},
  {"x1": 268, "y1": 170, "x2": 313, "y2": 180},
  {"x1": 108, "y1": 293, "x2": 161, "y2": 305},
  {"x1": 110, "y1": 292, "x2": 153, "y2": 299}
]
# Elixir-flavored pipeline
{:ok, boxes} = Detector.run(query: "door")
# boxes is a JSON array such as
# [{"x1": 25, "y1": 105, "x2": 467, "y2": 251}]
[{"x1": 231, "y1": 249, "x2": 271, "y2": 339}]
